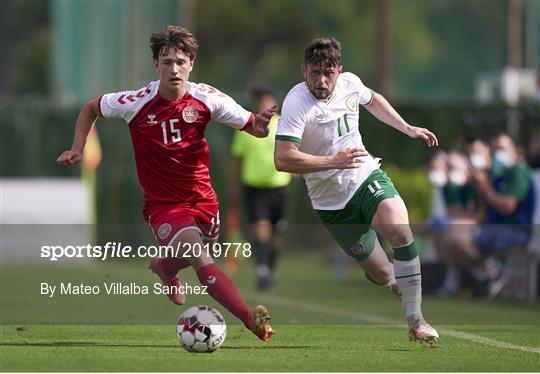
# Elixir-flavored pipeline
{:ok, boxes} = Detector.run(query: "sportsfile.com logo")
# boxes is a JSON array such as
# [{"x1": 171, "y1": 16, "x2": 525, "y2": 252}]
[{"x1": 40, "y1": 242, "x2": 253, "y2": 261}]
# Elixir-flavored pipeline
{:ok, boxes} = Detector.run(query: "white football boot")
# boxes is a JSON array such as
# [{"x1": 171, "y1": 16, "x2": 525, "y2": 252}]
[{"x1": 407, "y1": 314, "x2": 439, "y2": 346}]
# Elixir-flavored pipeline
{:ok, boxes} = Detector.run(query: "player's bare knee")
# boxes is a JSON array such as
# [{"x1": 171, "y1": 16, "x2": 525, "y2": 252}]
[{"x1": 385, "y1": 225, "x2": 413, "y2": 248}]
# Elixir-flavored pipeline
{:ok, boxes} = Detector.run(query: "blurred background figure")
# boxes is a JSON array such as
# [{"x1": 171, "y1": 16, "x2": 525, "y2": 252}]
[
  {"x1": 526, "y1": 133, "x2": 540, "y2": 225},
  {"x1": 82, "y1": 125, "x2": 102, "y2": 244},
  {"x1": 434, "y1": 133, "x2": 535, "y2": 297},
  {"x1": 426, "y1": 150, "x2": 448, "y2": 222},
  {"x1": 228, "y1": 85, "x2": 292, "y2": 290},
  {"x1": 472, "y1": 132, "x2": 534, "y2": 258},
  {"x1": 427, "y1": 148, "x2": 480, "y2": 296},
  {"x1": 444, "y1": 150, "x2": 478, "y2": 218}
]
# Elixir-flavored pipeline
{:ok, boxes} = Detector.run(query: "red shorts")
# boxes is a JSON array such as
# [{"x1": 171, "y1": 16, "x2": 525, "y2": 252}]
[{"x1": 144, "y1": 202, "x2": 220, "y2": 246}]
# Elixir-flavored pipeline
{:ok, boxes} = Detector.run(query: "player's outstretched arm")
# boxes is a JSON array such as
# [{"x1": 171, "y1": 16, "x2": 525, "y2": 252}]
[
  {"x1": 364, "y1": 92, "x2": 438, "y2": 147},
  {"x1": 57, "y1": 97, "x2": 101, "y2": 167},
  {"x1": 274, "y1": 140, "x2": 368, "y2": 174},
  {"x1": 243, "y1": 105, "x2": 277, "y2": 138}
]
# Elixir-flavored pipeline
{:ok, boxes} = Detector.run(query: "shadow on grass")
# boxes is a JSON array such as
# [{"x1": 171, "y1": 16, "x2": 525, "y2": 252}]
[
  {"x1": 0, "y1": 342, "x2": 175, "y2": 348},
  {"x1": 0, "y1": 342, "x2": 311, "y2": 350},
  {"x1": 221, "y1": 345, "x2": 311, "y2": 350}
]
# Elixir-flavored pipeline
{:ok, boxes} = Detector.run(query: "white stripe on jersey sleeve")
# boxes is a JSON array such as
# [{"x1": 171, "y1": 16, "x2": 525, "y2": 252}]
[
  {"x1": 187, "y1": 82, "x2": 252, "y2": 129},
  {"x1": 99, "y1": 81, "x2": 159, "y2": 123},
  {"x1": 340, "y1": 72, "x2": 373, "y2": 105}
]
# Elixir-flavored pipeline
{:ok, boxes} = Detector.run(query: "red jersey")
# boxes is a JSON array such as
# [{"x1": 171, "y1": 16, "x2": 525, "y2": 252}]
[{"x1": 99, "y1": 80, "x2": 253, "y2": 210}]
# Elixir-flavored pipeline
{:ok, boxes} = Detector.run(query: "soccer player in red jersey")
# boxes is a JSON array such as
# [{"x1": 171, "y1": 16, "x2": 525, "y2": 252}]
[{"x1": 57, "y1": 25, "x2": 275, "y2": 342}]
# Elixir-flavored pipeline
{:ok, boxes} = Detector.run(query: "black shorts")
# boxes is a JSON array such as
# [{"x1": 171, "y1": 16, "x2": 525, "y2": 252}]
[{"x1": 243, "y1": 186, "x2": 287, "y2": 226}]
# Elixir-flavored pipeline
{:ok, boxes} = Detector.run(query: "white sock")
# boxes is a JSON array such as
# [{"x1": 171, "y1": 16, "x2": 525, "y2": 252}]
[{"x1": 393, "y1": 256, "x2": 422, "y2": 318}]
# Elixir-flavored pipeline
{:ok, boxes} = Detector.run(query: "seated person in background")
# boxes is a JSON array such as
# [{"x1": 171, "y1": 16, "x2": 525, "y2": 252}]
[
  {"x1": 430, "y1": 149, "x2": 480, "y2": 296},
  {"x1": 525, "y1": 133, "x2": 540, "y2": 225},
  {"x1": 472, "y1": 132, "x2": 534, "y2": 257},
  {"x1": 443, "y1": 150, "x2": 478, "y2": 219},
  {"x1": 426, "y1": 150, "x2": 448, "y2": 222},
  {"x1": 445, "y1": 133, "x2": 534, "y2": 295}
]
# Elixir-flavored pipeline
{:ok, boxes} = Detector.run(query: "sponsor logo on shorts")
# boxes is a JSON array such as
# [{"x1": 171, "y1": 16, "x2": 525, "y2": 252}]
[
  {"x1": 351, "y1": 241, "x2": 365, "y2": 255},
  {"x1": 157, "y1": 223, "x2": 172, "y2": 239},
  {"x1": 182, "y1": 106, "x2": 198, "y2": 123}
]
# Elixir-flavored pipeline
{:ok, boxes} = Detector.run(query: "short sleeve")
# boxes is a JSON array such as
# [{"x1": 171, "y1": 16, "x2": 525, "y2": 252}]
[
  {"x1": 99, "y1": 81, "x2": 157, "y2": 123},
  {"x1": 189, "y1": 83, "x2": 253, "y2": 129},
  {"x1": 276, "y1": 92, "x2": 306, "y2": 144},
  {"x1": 342, "y1": 72, "x2": 373, "y2": 105},
  {"x1": 231, "y1": 130, "x2": 245, "y2": 158},
  {"x1": 505, "y1": 164, "x2": 532, "y2": 201}
]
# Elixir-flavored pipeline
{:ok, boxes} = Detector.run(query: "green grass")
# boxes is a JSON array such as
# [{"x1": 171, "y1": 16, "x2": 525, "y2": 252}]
[
  {"x1": 1, "y1": 252, "x2": 539, "y2": 371},
  {"x1": 1, "y1": 324, "x2": 538, "y2": 371}
]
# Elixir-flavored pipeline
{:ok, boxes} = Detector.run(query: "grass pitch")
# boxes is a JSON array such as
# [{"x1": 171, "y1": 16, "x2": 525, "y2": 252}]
[
  {"x1": 2, "y1": 324, "x2": 539, "y2": 371},
  {"x1": 1, "y1": 252, "x2": 539, "y2": 371}
]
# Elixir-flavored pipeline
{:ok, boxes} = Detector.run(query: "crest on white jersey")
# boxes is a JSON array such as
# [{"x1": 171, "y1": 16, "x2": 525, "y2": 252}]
[
  {"x1": 345, "y1": 95, "x2": 359, "y2": 112},
  {"x1": 158, "y1": 223, "x2": 172, "y2": 239},
  {"x1": 315, "y1": 112, "x2": 328, "y2": 122},
  {"x1": 182, "y1": 106, "x2": 198, "y2": 123}
]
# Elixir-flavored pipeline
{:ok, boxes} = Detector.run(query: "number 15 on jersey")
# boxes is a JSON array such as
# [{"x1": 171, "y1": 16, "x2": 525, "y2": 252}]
[{"x1": 161, "y1": 119, "x2": 181, "y2": 144}]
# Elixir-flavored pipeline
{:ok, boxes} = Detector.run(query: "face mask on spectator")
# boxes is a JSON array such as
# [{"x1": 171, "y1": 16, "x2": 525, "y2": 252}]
[
  {"x1": 493, "y1": 150, "x2": 513, "y2": 168},
  {"x1": 428, "y1": 170, "x2": 447, "y2": 187},
  {"x1": 470, "y1": 153, "x2": 487, "y2": 170},
  {"x1": 448, "y1": 169, "x2": 467, "y2": 186}
]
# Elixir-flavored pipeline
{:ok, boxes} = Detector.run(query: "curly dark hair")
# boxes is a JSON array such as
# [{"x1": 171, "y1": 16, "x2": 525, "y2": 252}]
[
  {"x1": 150, "y1": 25, "x2": 198, "y2": 61},
  {"x1": 304, "y1": 37, "x2": 342, "y2": 67}
]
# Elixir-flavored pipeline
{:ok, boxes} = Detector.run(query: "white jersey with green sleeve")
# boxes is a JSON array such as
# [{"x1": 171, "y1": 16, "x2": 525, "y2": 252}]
[{"x1": 276, "y1": 72, "x2": 381, "y2": 210}]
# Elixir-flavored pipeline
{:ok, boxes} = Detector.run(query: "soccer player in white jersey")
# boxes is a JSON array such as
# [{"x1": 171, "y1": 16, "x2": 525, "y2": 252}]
[
  {"x1": 274, "y1": 37, "x2": 439, "y2": 344},
  {"x1": 57, "y1": 26, "x2": 275, "y2": 343}
]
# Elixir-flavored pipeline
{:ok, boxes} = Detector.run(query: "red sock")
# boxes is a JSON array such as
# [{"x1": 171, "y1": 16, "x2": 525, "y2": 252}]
[
  {"x1": 162, "y1": 257, "x2": 190, "y2": 277},
  {"x1": 196, "y1": 264, "x2": 253, "y2": 328}
]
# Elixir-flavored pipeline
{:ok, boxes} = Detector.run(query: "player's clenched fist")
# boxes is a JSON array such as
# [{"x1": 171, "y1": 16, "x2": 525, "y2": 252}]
[
  {"x1": 247, "y1": 105, "x2": 278, "y2": 138},
  {"x1": 332, "y1": 147, "x2": 369, "y2": 169},
  {"x1": 56, "y1": 150, "x2": 82, "y2": 167}
]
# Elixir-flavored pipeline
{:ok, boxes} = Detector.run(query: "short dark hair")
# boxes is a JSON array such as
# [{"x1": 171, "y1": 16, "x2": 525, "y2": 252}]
[
  {"x1": 248, "y1": 83, "x2": 274, "y2": 104},
  {"x1": 426, "y1": 149, "x2": 447, "y2": 163},
  {"x1": 304, "y1": 37, "x2": 342, "y2": 67},
  {"x1": 150, "y1": 25, "x2": 198, "y2": 61},
  {"x1": 491, "y1": 130, "x2": 512, "y2": 141}
]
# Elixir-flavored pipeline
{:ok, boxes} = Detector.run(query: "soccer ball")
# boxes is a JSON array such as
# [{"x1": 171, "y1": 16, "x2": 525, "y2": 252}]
[{"x1": 176, "y1": 305, "x2": 227, "y2": 353}]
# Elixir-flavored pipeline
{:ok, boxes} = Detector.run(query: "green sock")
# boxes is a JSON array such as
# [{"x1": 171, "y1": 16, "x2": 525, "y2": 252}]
[{"x1": 393, "y1": 241, "x2": 418, "y2": 261}]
